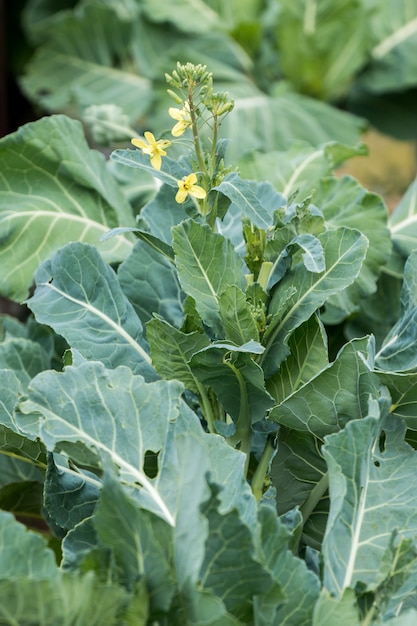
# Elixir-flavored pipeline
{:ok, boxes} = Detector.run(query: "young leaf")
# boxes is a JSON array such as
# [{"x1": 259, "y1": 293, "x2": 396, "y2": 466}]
[
  {"x1": 146, "y1": 317, "x2": 210, "y2": 393},
  {"x1": 0, "y1": 115, "x2": 134, "y2": 301},
  {"x1": 27, "y1": 242, "x2": 155, "y2": 380},
  {"x1": 213, "y1": 173, "x2": 274, "y2": 230},
  {"x1": 219, "y1": 285, "x2": 260, "y2": 345},
  {"x1": 261, "y1": 227, "x2": 368, "y2": 377},
  {"x1": 172, "y1": 219, "x2": 244, "y2": 336}
]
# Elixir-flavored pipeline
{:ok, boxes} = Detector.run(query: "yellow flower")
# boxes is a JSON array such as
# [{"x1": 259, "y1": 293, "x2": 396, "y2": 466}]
[
  {"x1": 176, "y1": 173, "x2": 207, "y2": 204},
  {"x1": 169, "y1": 102, "x2": 192, "y2": 137},
  {"x1": 131, "y1": 132, "x2": 171, "y2": 170}
]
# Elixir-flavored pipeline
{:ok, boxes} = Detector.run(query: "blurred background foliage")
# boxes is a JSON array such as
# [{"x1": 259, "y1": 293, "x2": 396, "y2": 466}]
[{"x1": 2, "y1": 0, "x2": 417, "y2": 202}]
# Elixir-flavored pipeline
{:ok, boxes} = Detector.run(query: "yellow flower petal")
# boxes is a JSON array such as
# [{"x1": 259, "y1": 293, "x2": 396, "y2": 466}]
[
  {"x1": 189, "y1": 185, "x2": 206, "y2": 200},
  {"x1": 175, "y1": 188, "x2": 188, "y2": 203},
  {"x1": 131, "y1": 137, "x2": 147, "y2": 149},
  {"x1": 150, "y1": 152, "x2": 162, "y2": 170}
]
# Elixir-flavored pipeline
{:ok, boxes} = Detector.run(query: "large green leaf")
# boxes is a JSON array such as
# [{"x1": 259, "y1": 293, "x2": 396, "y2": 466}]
[
  {"x1": 376, "y1": 250, "x2": 417, "y2": 372},
  {"x1": 357, "y1": 0, "x2": 417, "y2": 93},
  {"x1": 221, "y1": 90, "x2": 366, "y2": 162},
  {"x1": 259, "y1": 504, "x2": 321, "y2": 626},
  {"x1": 268, "y1": 336, "x2": 379, "y2": 438},
  {"x1": 172, "y1": 219, "x2": 245, "y2": 336},
  {"x1": 20, "y1": 3, "x2": 151, "y2": 121},
  {"x1": 0, "y1": 115, "x2": 134, "y2": 301},
  {"x1": 322, "y1": 412, "x2": 417, "y2": 598},
  {"x1": 118, "y1": 240, "x2": 184, "y2": 328},
  {"x1": 275, "y1": 0, "x2": 373, "y2": 99},
  {"x1": 27, "y1": 242, "x2": 154, "y2": 379},
  {"x1": 238, "y1": 141, "x2": 368, "y2": 203},
  {"x1": 0, "y1": 510, "x2": 128, "y2": 625},
  {"x1": 147, "y1": 317, "x2": 210, "y2": 393},
  {"x1": 260, "y1": 227, "x2": 368, "y2": 377},
  {"x1": 267, "y1": 314, "x2": 328, "y2": 405},
  {"x1": 314, "y1": 176, "x2": 392, "y2": 321},
  {"x1": 389, "y1": 175, "x2": 417, "y2": 259}
]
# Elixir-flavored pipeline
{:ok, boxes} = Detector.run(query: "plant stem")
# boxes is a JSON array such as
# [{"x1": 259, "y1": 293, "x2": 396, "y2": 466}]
[
  {"x1": 300, "y1": 471, "x2": 329, "y2": 524},
  {"x1": 196, "y1": 381, "x2": 217, "y2": 434},
  {"x1": 251, "y1": 435, "x2": 276, "y2": 500}
]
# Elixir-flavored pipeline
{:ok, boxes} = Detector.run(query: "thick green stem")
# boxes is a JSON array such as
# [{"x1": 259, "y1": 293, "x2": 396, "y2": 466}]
[
  {"x1": 251, "y1": 435, "x2": 276, "y2": 500},
  {"x1": 224, "y1": 359, "x2": 252, "y2": 476},
  {"x1": 300, "y1": 471, "x2": 329, "y2": 524}
]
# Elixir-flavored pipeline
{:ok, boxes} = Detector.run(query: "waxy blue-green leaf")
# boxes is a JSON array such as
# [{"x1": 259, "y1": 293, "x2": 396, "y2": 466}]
[
  {"x1": 213, "y1": 172, "x2": 273, "y2": 230},
  {"x1": 19, "y1": 362, "x2": 184, "y2": 525},
  {"x1": 238, "y1": 141, "x2": 368, "y2": 202},
  {"x1": 146, "y1": 317, "x2": 210, "y2": 393},
  {"x1": 219, "y1": 285, "x2": 260, "y2": 345},
  {"x1": 270, "y1": 426, "x2": 328, "y2": 550},
  {"x1": 389, "y1": 175, "x2": 417, "y2": 259},
  {"x1": 140, "y1": 183, "x2": 191, "y2": 245},
  {"x1": 259, "y1": 504, "x2": 320, "y2": 626},
  {"x1": 190, "y1": 342, "x2": 273, "y2": 423},
  {"x1": 111, "y1": 149, "x2": 189, "y2": 188},
  {"x1": 198, "y1": 484, "x2": 280, "y2": 622},
  {"x1": 118, "y1": 240, "x2": 183, "y2": 327},
  {"x1": 313, "y1": 176, "x2": 392, "y2": 321},
  {"x1": 377, "y1": 370, "x2": 417, "y2": 429},
  {"x1": 357, "y1": 1, "x2": 417, "y2": 93},
  {"x1": 95, "y1": 466, "x2": 175, "y2": 613},
  {"x1": 0, "y1": 338, "x2": 50, "y2": 388},
  {"x1": 0, "y1": 115, "x2": 134, "y2": 301},
  {"x1": 267, "y1": 315, "x2": 328, "y2": 404},
  {"x1": 322, "y1": 413, "x2": 417, "y2": 597},
  {"x1": 0, "y1": 509, "x2": 129, "y2": 624},
  {"x1": 172, "y1": 219, "x2": 244, "y2": 336},
  {"x1": 20, "y1": 3, "x2": 151, "y2": 120},
  {"x1": 269, "y1": 336, "x2": 379, "y2": 438},
  {"x1": 275, "y1": 0, "x2": 373, "y2": 100},
  {"x1": 27, "y1": 242, "x2": 155, "y2": 380},
  {"x1": 261, "y1": 227, "x2": 368, "y2": 377},
  {"x1": 312, "y1": 588, "x2": 360, "y2": 626},
  {"x1": 44, "y1": 453, "x2": 99, "y2": 533},
  {"x1": 376, "y1": 250, "x2": 417, "y2": 372}
]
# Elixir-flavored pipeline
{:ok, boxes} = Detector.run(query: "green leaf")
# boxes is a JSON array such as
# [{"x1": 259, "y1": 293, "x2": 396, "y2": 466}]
[
  {"x1": 312, "y1": 588, "x2": 360, "y2": 626},
  {"x1": 221, "y1": 90, "x2": 366, "y2": 162},
  {"x1": 267, "y1": 314, "x2": 328, "y2": 404},
  {"x1": 118, "y1": 240, "x2": 183, "y2": 327},
  {"x1": 376, "y1": 250, "x2": 417, "y2": 372},
  {"x1": 111, "y1": 149, "x2": 189, "y2": 188},
  {"x1": 172, "y1": 220, "x2": 244, "y2": 336},
  {"x1": 20, "y1": 3, "x2": 151, "y2": 121},
  {"x1": 389, "y1": 175, "x2": 417, "y2": 259},
  {"x1": 146, "y1": 317, "x2": 210, "y2": 393},
  {"x1": 0, "y1": 338, "x2": 50, "y2": 388},
  {"x1": 27, "y1": 242, "x2": 155, "y2": 379},
  {"x1": 0, "y1": 115, "x2": 134, "y2": 301},
  {"x1": 238, "y1": 141, "x2": 368, "y2": 202},
  {"x1": 270, "y1": 427, "x2": 328, "y2": 549},
  {"x1": 198, "y1": 484, "x2": 279, "y2": 623},
  {"x1": 190, "y1": 343, "x2": 274, "y2": 423},
  {"x1": 314, "y1": 176, "x2": 392, "y2": 321},
  {"x1": 44, "y1": 453, "x2": 99, "y2": 532},
  {"x1": 0, "y1": 511, "x2": 129, "y2": 625},
  {"x1": 213, "y1": 172, "x2": 273, "y2": 229},
  {"x1": 95, "y1": 466, "x2": 175, "y2": 614},
  {"x1": 258, "y1": 504, "x2": 321, "y2": 626},
  {"x1": 219, "y1": 285, "x2": 260, "y2": 345},
  {"x1": 141, "y1": 0, "x2": 222, "y2": 33},
  {"x1": 357, "y1": 1, "x2": 417, "y2": 93},
  {"x1": 19, "y1": 362, "x2": 183, "y2": 526},
  {"x1": 322, "y1": 413, "x2": 417, "y2": 597},
  {"x1": 269, "y1": 336, "x2": 379, "y2": 438},
  {"x1": 275, "y1": 0, "x2": 373, "y2": 99},
  {"x1": 261, "y1": 227, "x2": 368, "y2": 377}
]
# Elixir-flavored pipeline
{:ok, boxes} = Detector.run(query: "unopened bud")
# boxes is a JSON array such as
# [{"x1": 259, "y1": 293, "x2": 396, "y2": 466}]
[{"x1": 167, "y1": 89, "x2": 183, "y2": 104}]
